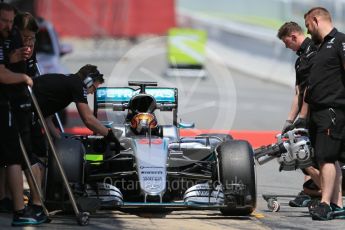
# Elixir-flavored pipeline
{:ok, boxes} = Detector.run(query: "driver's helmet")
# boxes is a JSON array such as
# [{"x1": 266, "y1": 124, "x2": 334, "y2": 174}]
[{"x1": 130, "y1": 113, "x2": 158, "y2": 134}]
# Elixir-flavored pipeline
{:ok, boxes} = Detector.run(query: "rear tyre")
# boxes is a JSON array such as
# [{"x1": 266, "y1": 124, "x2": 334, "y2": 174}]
[
  {"x1": 48, "y1": 137, "x2": 85, "y2": 183},
  {"x1": 217, "y1": 140, "x2": 256, "y2": 216}
]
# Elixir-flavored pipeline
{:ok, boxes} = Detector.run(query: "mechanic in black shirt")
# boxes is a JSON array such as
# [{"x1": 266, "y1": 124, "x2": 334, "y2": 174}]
[
  {"x1": 278, "y1": 22, "x2": 317, "y2": 133},
  {"x1": 304, "y1": 7, "x2": 345, "y2": 220},
  {"x1": 0, "y1": 3, "x2": 46, "y2": 227},
  {"x1": 8, "y1": 12, "x2": 38, "y2": 77},
  {"x1": 277, "y1": 22, "x2": 321, "y2": 207},
  {"x1": 10, "y1": 12, "x2": 45, "y2": 160},
  {"x1": 7, "y1": 11, "x2": 50, "y2": 225},
  {"x1": 32, "y1": 64, "x2": 121, "y2": 147}
]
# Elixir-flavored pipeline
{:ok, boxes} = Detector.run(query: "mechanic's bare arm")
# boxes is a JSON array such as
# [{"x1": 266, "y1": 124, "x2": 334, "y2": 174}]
[
  {"x1": 45, "y1": 116, "x2": 61, "y2": 139},
  {"x1": 0, "y1": 64, "x2": 32, "y2": 86},
  {"x1": 286, "y1": 85, "x2": 300, "y2": 121},
  {"x1": 76, "y1": 102, "x2": 108, "y2": 136},
  {"x1": 298, "y1": 88, "x2": 309, "y2": 119}
]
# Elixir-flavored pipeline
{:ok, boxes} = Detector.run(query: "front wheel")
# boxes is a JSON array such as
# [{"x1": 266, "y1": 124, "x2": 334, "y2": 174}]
[{"x1": 217, "y1": 140, "x2": 256, "y2": 216}]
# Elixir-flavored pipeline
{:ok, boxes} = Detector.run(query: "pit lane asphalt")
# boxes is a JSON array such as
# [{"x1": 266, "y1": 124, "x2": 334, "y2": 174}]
[{"x1": 0, "y1": 39, "x2": 344, "y2": 229}]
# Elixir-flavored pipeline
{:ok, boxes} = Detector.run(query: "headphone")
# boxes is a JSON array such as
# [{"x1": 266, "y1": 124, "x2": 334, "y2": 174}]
[
  {"x1": 83, "y1": 73, "x2": 95, "y2": 88},
  {"x1": 83, "y1": 71, "x2": 103, "y2": 88}
]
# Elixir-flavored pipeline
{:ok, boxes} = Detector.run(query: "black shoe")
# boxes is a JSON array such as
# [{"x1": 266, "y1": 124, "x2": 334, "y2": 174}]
[
  {"x1": 308, "y1": 198, "x2": 321, "y2": 213},
  {"x1": 0, "y1": 197, "x2": 13, "y2": 212},
  {"x1": 289, "y1": 191, "x2": 311, "y2": 207},
  {"x1": 29, "y1": 204, "x2": 51, "y2": 223},
  {"x1": 330, "y1": 203, "x2": 345, "y2": 219},
  {"x1": 11, "y1": 205, "x2": 48, "y2": 226},
  {"x1": 310, "y1": 202, "x2": 333, "y2": 221}
]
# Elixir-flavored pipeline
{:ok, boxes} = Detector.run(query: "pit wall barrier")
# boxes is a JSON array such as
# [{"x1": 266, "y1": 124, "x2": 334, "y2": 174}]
[{"x1": 35, "y1": 0, "x2": 175, "y2": 37}]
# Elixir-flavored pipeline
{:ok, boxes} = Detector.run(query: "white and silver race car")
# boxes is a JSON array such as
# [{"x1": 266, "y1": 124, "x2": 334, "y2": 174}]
[{"x1": 45, "y1": 81, "x2": 256, "y2": 216}]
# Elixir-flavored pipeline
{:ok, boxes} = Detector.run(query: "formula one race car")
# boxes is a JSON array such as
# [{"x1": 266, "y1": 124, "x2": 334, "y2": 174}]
[{"x1": 45, "y1": 81, "x2": 256, "y2": 216}]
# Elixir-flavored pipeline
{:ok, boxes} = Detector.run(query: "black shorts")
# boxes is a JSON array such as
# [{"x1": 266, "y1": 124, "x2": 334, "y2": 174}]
[
  {"x1": 0, "y1": 105, "x2": 35, "y2": 168},
  {"x1": 309, "y1": 108, "x2": 345, "y2": 163},
  {"x1": 31, "y1": 116, "x2": 47, "y2": 158}
]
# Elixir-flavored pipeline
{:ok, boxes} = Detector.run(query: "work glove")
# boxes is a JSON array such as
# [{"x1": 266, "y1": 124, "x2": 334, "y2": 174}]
[
  {"x1": 292, "y1": 118, "x2": 307, "y2": 129},
  {"x1": 105, "y1": 129, "x2": 123, "y2": 153},
  {"x1": 282, "y1": 120, "x2": 293, "y2": 134}
]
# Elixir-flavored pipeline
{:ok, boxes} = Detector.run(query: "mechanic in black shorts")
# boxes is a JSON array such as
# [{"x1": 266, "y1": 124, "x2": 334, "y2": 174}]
[
  {"x1": 304, "y1": 7, "x2": 345, "y2": 220},
  {"x1": 6, "y1": 11, "x2": 50, "y2": 224},
  {"x1": 0, "y1": 3, "x2": 47, "y2": 227},
  {"x1": 9, "y1": 12, "x2": 45, "y2": 159},
  {"x1": 32, "y1": 64, "x2": 121, "y2": 148},
  {"x1": 277, "y1": 22, "x2": 321, "y2": 207}
]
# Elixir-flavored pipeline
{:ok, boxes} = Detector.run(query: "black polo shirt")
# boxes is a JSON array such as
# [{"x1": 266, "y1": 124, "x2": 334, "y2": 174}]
[
  {"x1": 4, "y1": 29, "x2": 36, "y2": 108},
  {"x1": 0, "y1": 39, "x2": 7, "y2": 105},
  {"x1": 305, "y1": 28, "x2": 345, "y2": 108},
  {"x1": 8, "y1": 28, "x2": 37, "y2": 77},
  {"x1": 295, "y1": 37, "x2": 317, "y2": 93},
  {"x1": 32, "y1": 73, "x2": 88, "y2": 117},
  {"x1": 0, "y1": 37, "x2": 12, "y2": 106}
]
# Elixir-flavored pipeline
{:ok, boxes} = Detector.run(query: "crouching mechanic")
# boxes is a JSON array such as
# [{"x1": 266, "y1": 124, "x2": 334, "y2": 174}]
[
  {"x1": 277, "y1": 21, "x2": 321, "y2": 207},
  {"x1": 32, "y1": 64, "x2": 121, "y2": 148}
]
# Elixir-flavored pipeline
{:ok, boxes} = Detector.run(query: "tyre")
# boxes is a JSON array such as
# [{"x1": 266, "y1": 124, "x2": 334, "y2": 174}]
[
  {"x1": 46, "y1": 137, "x2": 85, "y2": 204},
  {"x1": 217, "y1": 140, "x2": 256, "y2": 216}
]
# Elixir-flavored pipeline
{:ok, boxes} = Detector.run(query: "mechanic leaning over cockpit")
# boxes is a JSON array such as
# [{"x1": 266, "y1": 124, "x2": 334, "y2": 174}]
[{"x1": 31, "y1": 64, "x2": 123, "y2": 151}]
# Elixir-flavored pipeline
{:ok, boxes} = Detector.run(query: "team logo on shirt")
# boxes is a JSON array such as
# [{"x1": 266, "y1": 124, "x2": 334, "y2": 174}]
[
  {"x1": 83, "y1": 87, "x2": 88, "y2": 99},
  {"x1": 4, "y1": 39, "x2": 10, "y2": 49},
  {"x1": 342, "y1": 42, "x2": 345, "y2": 51},
  {"x1": 327, "y1": 38, "x2": 335, "y2": 48},
  {"x1": 306, "y1": 51, "x2": 316, "y2": 58},
  {"x1": 328, "y1": 38, "x2": 335, "y2": 44}
]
